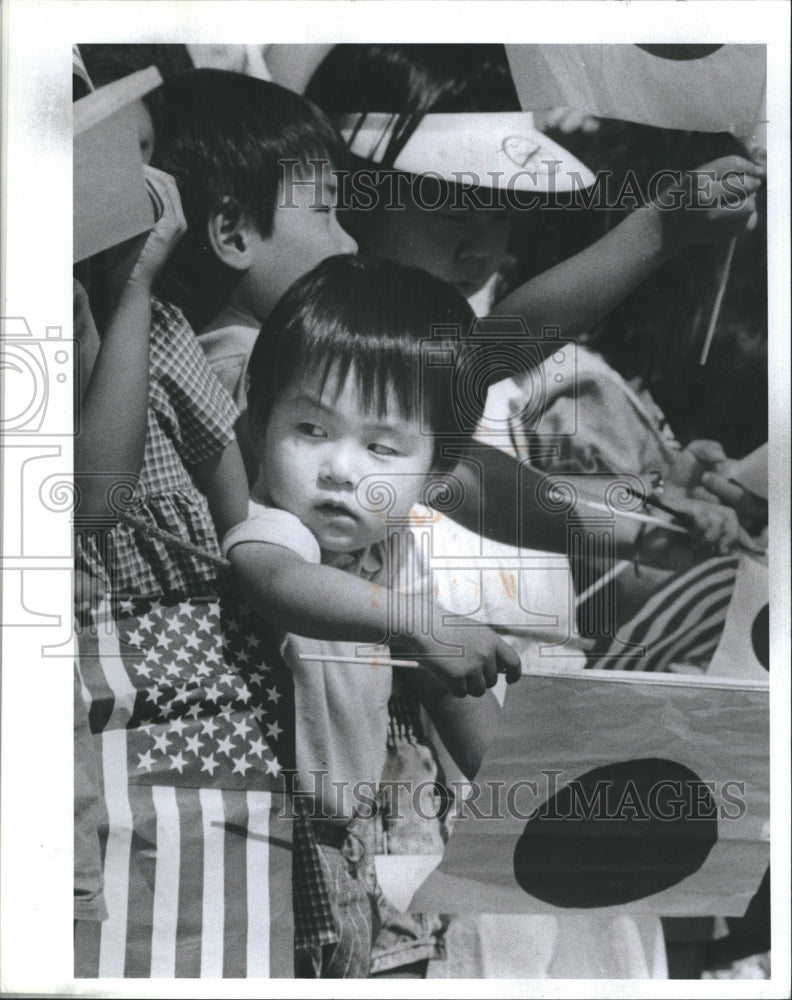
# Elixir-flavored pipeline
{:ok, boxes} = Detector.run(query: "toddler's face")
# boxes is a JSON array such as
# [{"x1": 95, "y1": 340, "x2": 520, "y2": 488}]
[
  {"x1": 244, "y1": 166, "x2": 358, "y2": 320},
  {"x1": 351, "y1": 175, "x2": 512, "y2": 299},
  {"x1": 256, "y1": 366, "x2": 435, "y2": 553}
]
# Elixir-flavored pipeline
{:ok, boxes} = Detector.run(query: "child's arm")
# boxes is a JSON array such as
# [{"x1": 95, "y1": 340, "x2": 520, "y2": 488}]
[
  {"x1": 75, "y1": 168, "x2": 186, "y2": 518},
  {"x1": 192, "y1": 440, "x2": 250, "y2": 541},
  {"x1": 449, "y1": 446, "x2": 747, "y2": 566},
  {"x1": 492, "y1": 155, "x2": 764, "y2": 344},
  {"x1": 228, "y1": 540, "x2": 521, "y2": 698},
  {"x1": 400, "y1": 666, "x2": 502, "y2": 779}
]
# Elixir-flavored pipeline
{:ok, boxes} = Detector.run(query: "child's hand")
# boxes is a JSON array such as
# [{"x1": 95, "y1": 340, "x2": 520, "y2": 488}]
[
  {"x1": 107, "y1": 167, "x2": 187, "y2": 298},
  {"x1": 653, "y1": 155, "x2": 764, "y2": 251},
  {"x1": 668, "y1": 439, "x2": 730, "y2": 491},
  {"x1": 636, "y1": 496, "x2": 750, "y2": 574},
  {"x1": 675, "y1": 495, "x2": 744, "y2": 555},
  {"x1": 393, "y1": 612, "x2": 522, "y2": 698},
  {"x1": 693, "y1": 472, "x2": 768, "y2": 538},
  {"x1": 536, "y1": 106, "x2": 600, "y2": 135}
]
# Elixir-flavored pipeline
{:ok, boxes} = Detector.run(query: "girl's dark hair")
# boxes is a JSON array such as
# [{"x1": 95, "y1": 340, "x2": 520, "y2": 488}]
[
  {"x1": 305, "y1": 44, "x2": 520, "y2": 168},
  {"x1": 247, "y1": 255, "x2": 480, "y2": 472},
  {"x1": 150, "y1": 69, "x2": 349, "y2": 329}
]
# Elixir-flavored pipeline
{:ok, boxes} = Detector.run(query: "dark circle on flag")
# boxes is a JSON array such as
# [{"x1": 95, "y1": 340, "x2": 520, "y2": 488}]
[
  {"x1": 513, "y1": 757, "x2": 718, "y2": 908},
  {"x1": 751, "y1": 603, "x2": 770, "y2": 671},
  {"x1": 636, "y1": 44, "x2": 724, "y2": 61}
]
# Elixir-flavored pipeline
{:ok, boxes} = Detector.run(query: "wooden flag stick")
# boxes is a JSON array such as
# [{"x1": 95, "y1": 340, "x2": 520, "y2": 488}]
[
  {"x1": 699, "y1": 235, "x2": 737, "y2": 365},
  {"x1": 575, "y1": 500, "x2": 691, "y2": 535},
  {"x1": 298, "y1": 653, "x2": 420, "y2": 668}
]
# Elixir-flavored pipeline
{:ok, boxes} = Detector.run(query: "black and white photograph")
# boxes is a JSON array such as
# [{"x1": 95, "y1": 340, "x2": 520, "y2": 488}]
[{"x1": 1, "y1": 1, "x2": 790, "y2": 995}]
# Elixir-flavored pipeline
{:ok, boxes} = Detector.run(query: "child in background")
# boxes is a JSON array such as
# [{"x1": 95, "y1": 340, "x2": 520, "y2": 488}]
[
  {"x1": 306, "y1": 44, "x2": 762, "y2": 334},
  {"x1": 149, "y1": 70, "x2": 356, "y2": 445},
  {"x1": 222, "y1": 255, "x2": 521, "y2": 976},
  {"x1": 74, "y1": 73, "x2": 248, "y2": 600}
]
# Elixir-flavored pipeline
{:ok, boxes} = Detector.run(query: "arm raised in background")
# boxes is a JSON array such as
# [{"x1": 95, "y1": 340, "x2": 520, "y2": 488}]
[
  {"x1": 75, "y1": 167, "x2": 186, "y2": 518},
  {"x1": 492, "y1": 155, "x2": 764, "y2": 349}
]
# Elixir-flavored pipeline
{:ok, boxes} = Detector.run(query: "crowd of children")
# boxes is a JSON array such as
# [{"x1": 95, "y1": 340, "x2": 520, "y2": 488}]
[{"x1": 73, "y1": 42, "x2": 768, "y2": 979}]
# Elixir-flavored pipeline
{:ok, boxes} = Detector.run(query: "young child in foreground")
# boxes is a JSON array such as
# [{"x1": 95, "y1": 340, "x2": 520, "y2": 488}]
[{"x1": 221, "y1": 255, "x2": 520, "y2": 975}]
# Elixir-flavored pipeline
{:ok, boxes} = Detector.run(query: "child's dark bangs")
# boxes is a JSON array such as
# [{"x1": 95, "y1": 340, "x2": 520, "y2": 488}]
[{"x1": 300, "y1": 323, "x2": 423, "y2": 426}]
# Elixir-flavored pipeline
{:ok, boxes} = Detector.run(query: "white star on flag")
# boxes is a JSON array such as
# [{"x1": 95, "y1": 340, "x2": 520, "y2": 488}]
[
  {"x1": 169, "y1": 751, "x2": 188, "y2": 773},
  {"x1": 200, "y1": 753, "x2": 220, "y2": 776},
  {"x1": 232, "y1": 755, "x2": 253, "y2": 776}
]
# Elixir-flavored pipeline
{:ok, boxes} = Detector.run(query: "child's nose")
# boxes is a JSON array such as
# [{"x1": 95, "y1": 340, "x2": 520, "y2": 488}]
[{"x1": 320, "y1": 442, "x2": 358, "y2": 487}]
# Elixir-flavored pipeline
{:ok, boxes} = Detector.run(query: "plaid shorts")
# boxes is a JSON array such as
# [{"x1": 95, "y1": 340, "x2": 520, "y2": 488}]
[{"x1": 293, "y1": 804, "x2": 378, "y2": 978}]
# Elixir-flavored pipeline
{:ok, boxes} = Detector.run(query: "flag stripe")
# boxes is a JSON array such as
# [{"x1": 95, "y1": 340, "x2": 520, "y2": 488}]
[
  {"x1": 246, "y1": 791, "x2": 272, "y2": 977},
  {"x1": 79, "y1": 626, "x2": 116, "y2": 734},
  {"x1": 199, "y1": 789, "x2": 226, "y2": 978},
  {"x1": 591, "y1": 558, "x2": 738, "y2": 668},
  {"x1": 617, "y1": 559, "x2": 736, "y2": 648},
  {"x1": 627, "y1": 583, "x2": 734, "y2": 671},
  {"x1": 123, "y1": 785, "x2": 157, "y2": 977},
  {"x1": 150, "y1": 786, "x2": 180, "y2": 977},
  {"x1": 223, "y1": 791, "x2": 249, "y2": 978},
  {"x1": 647, "y1": 596, "x2": 733, "y2": 672},
  {"x1": 629, "y1": 568, "x2": 737, "y2": 653},
  {"x1": 174, "y1": 788, "x2": 205, "y2": 978},
  {"x1": 98, "y1": 729, "x2": 133, "y2": 978},
  {"x1": 98, "y1": 599, "x2": 138, "y2": 730},
  {"x1": 267, "y1": 804, "x2": 295, "y2": 978},
  {"x1": 74, "y1": 916, "x2": 102, "y2": 976}
]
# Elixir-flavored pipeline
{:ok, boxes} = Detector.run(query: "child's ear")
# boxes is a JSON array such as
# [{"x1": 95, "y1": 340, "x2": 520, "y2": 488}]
[{"x1": 207, "y1": 197, "x2": 255, "y2": 272}]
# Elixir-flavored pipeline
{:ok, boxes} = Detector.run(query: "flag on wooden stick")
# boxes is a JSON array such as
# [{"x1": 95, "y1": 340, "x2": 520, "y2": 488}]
[
  {"x1": 506, "y1": 44, "x2": 766, "y2": 135},
  {"x1": 411, "y1": 671, "x2": 769, "y2": 918},
  {"x1": 74, "y1": 589, "x2": 295, "y2": 978}
]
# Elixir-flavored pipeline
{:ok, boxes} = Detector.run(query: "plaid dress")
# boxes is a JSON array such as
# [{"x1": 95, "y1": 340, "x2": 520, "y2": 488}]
[{"x1": 77, "y1": 298, "x2": 238, "y2": 597}]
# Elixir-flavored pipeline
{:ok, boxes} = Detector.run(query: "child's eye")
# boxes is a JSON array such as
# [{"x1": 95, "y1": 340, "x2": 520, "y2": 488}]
[
  {"x1": 297, "y1": 422, "x2": 327, "y2": 439},
  {"x1": 369, "y1": 442, "x2": 400, "y2": 457}
]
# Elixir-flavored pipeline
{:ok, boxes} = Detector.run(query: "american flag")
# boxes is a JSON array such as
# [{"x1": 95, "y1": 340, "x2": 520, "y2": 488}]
[
  {"x1": 581, "y1": 555, "x2": 740, "y2": 672},
  {"x1": 74, "y1": 588, "x2": 295, "y2": 978}
]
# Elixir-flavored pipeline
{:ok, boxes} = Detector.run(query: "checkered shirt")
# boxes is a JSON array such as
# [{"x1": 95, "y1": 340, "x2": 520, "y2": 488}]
[
  {"x1": 292, "y1": 798, "x2": 339, "y2": 952},
  {"x1": 76, "y1": 297, "x2": 239, "y2": 597}
]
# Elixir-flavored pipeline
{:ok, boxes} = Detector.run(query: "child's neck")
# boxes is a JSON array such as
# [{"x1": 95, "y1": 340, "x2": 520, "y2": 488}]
[{"x1": 208, "y1": 298, "x2": 260, "y2": 332}]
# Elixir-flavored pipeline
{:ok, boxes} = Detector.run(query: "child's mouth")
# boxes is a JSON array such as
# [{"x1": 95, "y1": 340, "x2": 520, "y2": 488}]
[{"x1": 315, "y1": 500, "x2": 358, "y2": 521}]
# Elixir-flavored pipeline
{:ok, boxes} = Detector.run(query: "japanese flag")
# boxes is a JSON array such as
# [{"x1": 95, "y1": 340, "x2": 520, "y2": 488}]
[
  {"x1": 506, "y1": 44, "x2": 765, "y2": 137},
  {"x1": 411, "y1": 670, "x2": 768, "y2": 917}
]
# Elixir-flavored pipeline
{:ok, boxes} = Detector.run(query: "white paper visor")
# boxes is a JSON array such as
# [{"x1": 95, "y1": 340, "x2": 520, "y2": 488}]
[{"x1": 337, "y1": 112, "x2": 596, "y2": 193}]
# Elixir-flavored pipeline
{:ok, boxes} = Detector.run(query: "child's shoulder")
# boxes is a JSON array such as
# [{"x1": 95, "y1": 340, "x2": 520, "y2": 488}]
[
  {"x1": 151, "y1": 295, "x2": 193, "y2": 337},
  {"x1": 149, "y1": 295, "x2": 207, "y2": 364},
  {"x1": 221, "y1": 498, "x2": 322, "y2": 565}
]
